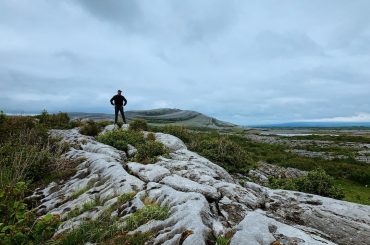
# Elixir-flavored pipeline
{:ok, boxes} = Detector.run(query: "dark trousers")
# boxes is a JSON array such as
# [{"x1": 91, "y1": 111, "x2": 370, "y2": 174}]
[{"x1": 114, "y1": 106, "x2": 126, "y2": 124}]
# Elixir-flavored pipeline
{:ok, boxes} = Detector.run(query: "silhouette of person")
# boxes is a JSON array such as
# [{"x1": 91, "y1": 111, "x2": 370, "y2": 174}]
[{"x1": 110, "y1": 89, "x2": 127, "y2": 124}]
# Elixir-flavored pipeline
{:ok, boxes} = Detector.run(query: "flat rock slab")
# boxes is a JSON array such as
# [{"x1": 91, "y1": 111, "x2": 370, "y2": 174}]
[
  {"x1": 127, "y1": 162, "x2": 171, "y2": 182},
  {"x1": 160, "y1": 174, "x2": 220, "y2": 200},
  {"x1": 231, "y1": 210, "x2": 335, "y2": 245},
  {"x1": 154, "y1": 132, "x2": 187, "y2": 151},
  {"x1": 265, "y1": 189, "x2": 370, "y2": 245}
]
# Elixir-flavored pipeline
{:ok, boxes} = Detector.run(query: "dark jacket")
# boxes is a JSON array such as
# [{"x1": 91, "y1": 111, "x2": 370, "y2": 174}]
[{"x1": 110, "y1": 95, "x2": 127, "y2": 107}]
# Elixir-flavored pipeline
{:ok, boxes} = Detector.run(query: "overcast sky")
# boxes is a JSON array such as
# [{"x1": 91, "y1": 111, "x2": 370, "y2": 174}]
[{"x1": 1, "y1": 0, "x2": 370, "y2": 125}]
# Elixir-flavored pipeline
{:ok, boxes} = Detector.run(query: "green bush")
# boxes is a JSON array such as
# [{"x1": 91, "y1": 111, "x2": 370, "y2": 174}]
[
  {"x1": 190, "y1": 135, "x2": 254, "y2": 174},
  {"x1": 80, "y1": 120, "x2": 100, "y2": 136},
  {"x1": 349, "y1": 169, "x2": 370, "y2": 185},
  {"x1": 0, "y1": 115, "x2": 71, "y2": 244},
  {"x1": 269, "y1": 178, "x2": 298, "y2": 191},
  {"x1": 97, "y1": 129, "x2": 168, "y2": 164},
  {"x1": 96, "y1": 120, "x2": 112, "y2": 128},
  {"x1": 69, "y1": 119, "x2": 83, "y2": 128},
  {"x1": 0, "y1": 120, "x2": 53, "y2": 187},
  {"x1": 129, "y1": 119, "x2": 148, "y2": 131},
  {"x1": 0, "y1": 182, "x2": 60, "y2": 244},
  {"x1": 96, "y1": 130, "x2": 145, "y2": 151},
  {"x1": 296, "y1": 169, "x2": 345, "y2": 199},
  {"x1": 0, "y1": 116, "x2": 39, "y2": 143},
  {"x1": 270, "y1": 169, "x2": 345, "y2": 199},
  {"x1": 135, "y1": 141, "x2": 168, "y2": 164},
  {"x1": 36, "y1": 110, "x2": 70, "y2": 129},
  {"x1": 147, "y1": 132, "x2": 156, "y2": 141}
]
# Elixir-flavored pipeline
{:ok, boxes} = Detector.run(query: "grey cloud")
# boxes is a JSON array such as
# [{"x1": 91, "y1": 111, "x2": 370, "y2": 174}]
[
  {"x1": 1, "y1": 0, "x2": 370, "y2": 125},
  {"x1": 247, "y1": 31, "x2": 324, "y2": 59},
  {"x1": 74, "y1": 0, "x2": 141, "y2": 29}
]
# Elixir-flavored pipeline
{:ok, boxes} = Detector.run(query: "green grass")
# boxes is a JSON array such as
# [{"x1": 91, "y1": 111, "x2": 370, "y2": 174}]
[
  {"x1": 298, "y1": 144, "x2": 358, "y2": 157},
  {"x1": 335, "y1": 179, "x2": 370, "y2": 205},
  {"x1": 216, "y1": 236, "x2": 231, "y2": 245},
  {"x1": 280, "y1": 134, "x2": 370, "y2": 144},
  {"x1": 53, "y1": 218, "x2": 120, "y2": 245},
  {"x1": 108, "y1": 192, "x2": 137, "y2": 211},
  {"x1": 124, "y1": 201, "x2": 170, "y2": 231},
  {"x1": 69, "y1": 184, "x2": 94, "y2": 200},
  {"x1": 96, "y1": 122, "x2": 168, "y2": 164},
  {"x1": 67, "y1": 198, "x2": 102, "y2": 219},
  {"x1": 53, "y1": 196, "x2": 169, "y2": 245}
]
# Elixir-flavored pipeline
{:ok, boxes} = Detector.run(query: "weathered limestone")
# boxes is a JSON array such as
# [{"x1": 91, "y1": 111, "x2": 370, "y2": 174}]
[
  {"x1": 231, "y1": 210, "x2": 335, "y2": 245},
  {"x1": 263, "y1": 189, "x2": 370, "y2": 245},
  {"x1": 131, "y1": 182, "x2": 213, "y2": 245},
  {"x1": 127, "y1": 162, "x2": 171, "y2": 182},
  {"x1": 30, "y1": 127, "x2": 370, "y2": 245}
]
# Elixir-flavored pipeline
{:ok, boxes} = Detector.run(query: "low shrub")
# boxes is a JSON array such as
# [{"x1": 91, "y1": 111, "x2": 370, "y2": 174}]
[
  {"x1": 0, "y1": 114, "x2": 74, "y2": 244},
  {"x1": 96, "y1": 130, "x2": 145, "y2": 152},
  {"x1": 147, "y1": 132, "x2": 156, "y2": 141},
  {"x1": 97, "y1": 129, "x2": 168, "y2": 164},
  {"x1": 349, "y1": 169, "x2": 370, "y2": 185},
  {"x1": 129, "y1": 119, "x2": 148, "y2": 131},
  {"x1": 80, "y1": 120, "x2": 100, "y2": 136},
  {"x1": 296, "y1": 169, "x2": 345, "y2": 199},
  {"x1": 135, "y1": 141, "x2": 168, "y2": 164},
  {"x1": 0, "y1": 182, "x2": 60, "y2": 244},
  {"x1": 36, "y1": 110, "x2": 70, "y2": 129},
  {"x1": 96, "y1": 120, "x2": 112, "y2": 128},
  {"x1": 0, "y1": 117, "x2": 54, "y2": 188},
  {"x1": 69, "y1": 119, "x2": 83, "y2": 128},
  {"x1": 269, "y1": 169, "x2": 345, "y2": 199},
  {"x1": 150, "y1": 125, "x2": 256, "y2": 173}
]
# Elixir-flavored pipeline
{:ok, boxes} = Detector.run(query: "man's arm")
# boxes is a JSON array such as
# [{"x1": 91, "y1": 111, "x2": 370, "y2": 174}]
[
  {"x1": 123, "y1": 96, "x2": 127, "y2": 106},
  {"x1": 110, "y1": 96, "x2": 115, "y2": 105}
]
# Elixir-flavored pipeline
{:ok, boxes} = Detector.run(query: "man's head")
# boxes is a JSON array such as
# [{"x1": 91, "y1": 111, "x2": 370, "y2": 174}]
[{"x1": 117, "y1": 89, "x2": 122, "y2": 95}]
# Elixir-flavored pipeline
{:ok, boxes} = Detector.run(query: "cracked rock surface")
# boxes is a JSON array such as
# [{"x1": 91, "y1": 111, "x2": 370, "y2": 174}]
[{"x1": 30, "y1": 127, "x2": 370, "y2": 245}]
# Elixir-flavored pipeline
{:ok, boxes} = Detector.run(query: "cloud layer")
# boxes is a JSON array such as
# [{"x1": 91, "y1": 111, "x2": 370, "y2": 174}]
[{"x1": 1, "y1": 0, "x2": 370, "y2": 124}]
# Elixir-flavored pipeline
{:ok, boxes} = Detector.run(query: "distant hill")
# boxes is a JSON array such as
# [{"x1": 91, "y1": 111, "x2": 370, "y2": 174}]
[
  {"x1": 68, "y1": 108, "x2": 236, "y2": 129},
  {"x1": 252, "y1": 121, "x2": 370, "y2": 128}
]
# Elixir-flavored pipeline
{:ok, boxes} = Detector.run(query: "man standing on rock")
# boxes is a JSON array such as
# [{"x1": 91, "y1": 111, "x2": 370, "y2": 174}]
[{"x1": 110, "y1": 89, "x2": 127, "y2": 124}]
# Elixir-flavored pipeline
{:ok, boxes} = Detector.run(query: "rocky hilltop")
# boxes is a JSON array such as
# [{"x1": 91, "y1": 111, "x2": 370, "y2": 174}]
[
  {"x1": 30, "y1": 125, "x2": 370, "y2": 245},
  {"x1": 68, "y1": 108, "x2": 236, "y2": 129}
]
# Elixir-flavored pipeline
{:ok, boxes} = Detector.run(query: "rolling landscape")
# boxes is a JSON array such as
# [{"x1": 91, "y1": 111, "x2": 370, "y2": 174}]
[
  {"x1": 1, "y1": 108, "x2": 370, "y2": 244},
  {"x1": 2, "y1": 1, "x2": 370, "y2": 244},
  {"x1": 67, "y1": 108, "x2": 236, "y2": 128}
]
